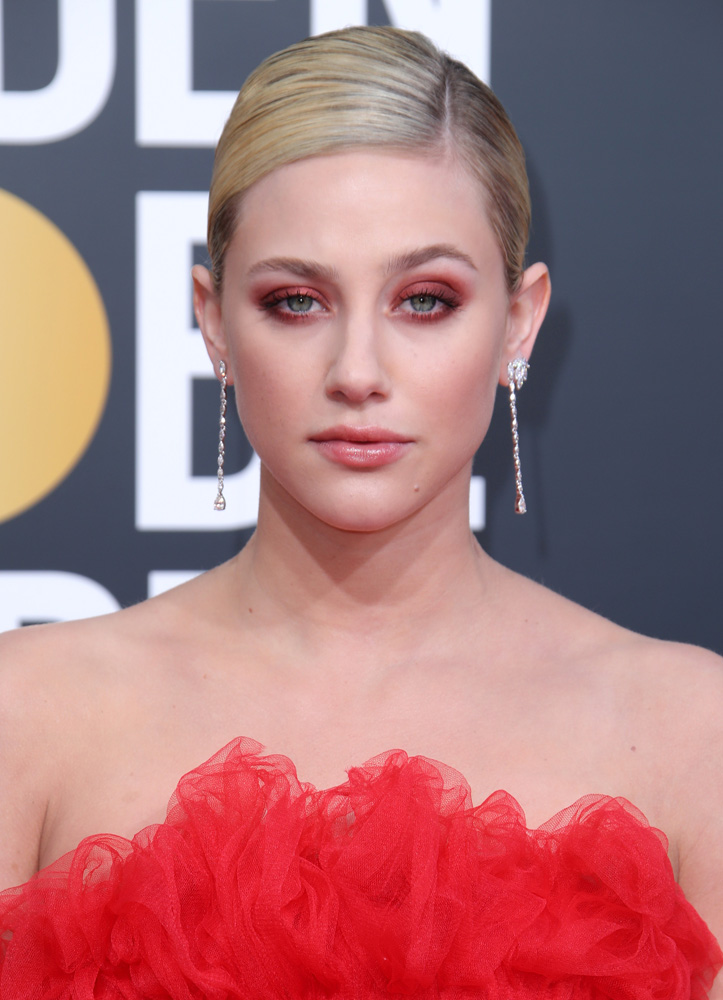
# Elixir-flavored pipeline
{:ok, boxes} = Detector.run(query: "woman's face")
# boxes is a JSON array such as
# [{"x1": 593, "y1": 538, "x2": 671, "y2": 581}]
[{"x1": 195, "y1": 150, "x2": 548, "y2": 533}]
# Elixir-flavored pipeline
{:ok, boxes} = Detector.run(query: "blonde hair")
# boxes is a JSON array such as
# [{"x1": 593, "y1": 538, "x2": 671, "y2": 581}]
[{"x1": 208, "y1": 26, "x2": 530, "y2": 291}]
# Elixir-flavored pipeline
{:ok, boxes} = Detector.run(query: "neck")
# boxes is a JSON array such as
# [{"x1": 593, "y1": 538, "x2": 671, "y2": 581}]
[{"x1": 228, "y1": 467, "x2": 500, "y2": 659}]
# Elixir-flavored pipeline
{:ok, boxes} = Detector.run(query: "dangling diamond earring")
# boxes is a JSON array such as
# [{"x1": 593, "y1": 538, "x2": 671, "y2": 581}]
[
  {"x1": 507, "y1": 357, "x2": 529, "y2": 514},
  {"x1": 213, "y1": 360, "x2": 227, "y2": 511}
]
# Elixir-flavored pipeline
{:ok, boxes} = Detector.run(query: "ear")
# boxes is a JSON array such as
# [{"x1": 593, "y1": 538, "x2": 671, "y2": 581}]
[
  {"x1": 192, "y1": 264, "x2": 234, "y2": 384},
  {"x1": 497, "y1": 262, "x2": 551, "y2": 385}
]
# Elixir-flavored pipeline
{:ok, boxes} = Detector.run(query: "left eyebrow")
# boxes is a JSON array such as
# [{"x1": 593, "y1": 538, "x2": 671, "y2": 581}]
[
  {"x1": 384, "y1": 244, "x2": 477, "y2": 276},
  {"x1": 246, "y1": 257, "x2": 340, "y2": 282}
]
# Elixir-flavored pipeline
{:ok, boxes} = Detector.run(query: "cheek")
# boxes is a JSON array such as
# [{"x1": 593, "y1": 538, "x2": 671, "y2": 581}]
[
  {"x1": 229, "y1": 350, "x2": 281, "y2": 446},
  {"x1": 433, "y1": 349, "x2": 501, "y2": 433},
  {"x1": 427, "y1": 297, "x2": 509, "y2": 413},
  {"x1": 230, "y1": 340, "x2": 313, "y2": 456}
]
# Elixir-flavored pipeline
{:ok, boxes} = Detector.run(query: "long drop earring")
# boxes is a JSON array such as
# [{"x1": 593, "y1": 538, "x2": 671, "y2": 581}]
[
  {"x1": 507, "y1": 357, "x2": 529, "y2": 514},
  {"x1": 213, "y1": 360, "x2": 227, "y2": 511}
]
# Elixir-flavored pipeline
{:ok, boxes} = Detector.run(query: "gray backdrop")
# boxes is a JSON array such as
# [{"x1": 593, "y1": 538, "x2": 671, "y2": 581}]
[{"x1": 0, "y1": 0, "x2": 721, "y2": 653}]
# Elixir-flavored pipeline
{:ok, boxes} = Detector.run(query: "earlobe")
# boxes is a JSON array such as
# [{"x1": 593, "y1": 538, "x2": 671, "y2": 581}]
[
  {"x1": 498, "y1": 262, "x2": 551, "y2": 385},
  {"x1": 192, "y1": 264, "x2": 232, "y2": 383}
]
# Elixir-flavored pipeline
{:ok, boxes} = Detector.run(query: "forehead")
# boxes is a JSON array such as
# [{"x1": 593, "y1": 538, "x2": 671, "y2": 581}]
[{"x1": 228, "y1": 149, "x2": 501, "y2": 275}]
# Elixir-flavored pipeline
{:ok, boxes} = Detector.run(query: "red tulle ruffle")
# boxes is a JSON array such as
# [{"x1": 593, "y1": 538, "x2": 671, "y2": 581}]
[{"x1": 0, "y1": 738, "x2": 720, "y2": 998}]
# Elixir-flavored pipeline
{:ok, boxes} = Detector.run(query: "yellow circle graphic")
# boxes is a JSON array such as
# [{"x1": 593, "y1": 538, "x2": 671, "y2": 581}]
[{"x1": 0, "y1": 189, "x2": 111, "y2": 523}]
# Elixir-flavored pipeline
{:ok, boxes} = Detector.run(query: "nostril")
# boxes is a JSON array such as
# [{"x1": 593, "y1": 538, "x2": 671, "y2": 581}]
[
  {"x1": 323, "y1": 323, "x2": 392, "y2": 402},
  {"x1": 325, "y1": 363, "x2": 390, "y2": 403}
]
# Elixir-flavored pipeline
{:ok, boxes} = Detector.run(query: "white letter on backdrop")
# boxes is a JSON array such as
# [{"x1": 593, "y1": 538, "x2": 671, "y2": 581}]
[
  {"x1": 0, "y1": 572, "x2": 120, "y2": 632},
  {"x1": 136, "y1": 0, "x2": 253, "y2": 147},
  {"x1": 147, "y1": 570, "x2": 202, "y2": 598},
  {"x1": 469, "y1": 475, "x2": 485, "y2": 533},
  {"x1": 384, "y1": 0, "x2": 490, "y2": 82},
  {"x1": 135, "y1": 191, "x2": 260, "y2": 531},
  {"x1": 0, "y1": 0, "x2": 115, "y2": 144},
  {"x1": 310, "y1": 0, "x2": 366, "y2": 34},
  {"x1": 310, "y1": 0, "x2": 490, "y2": 83}
]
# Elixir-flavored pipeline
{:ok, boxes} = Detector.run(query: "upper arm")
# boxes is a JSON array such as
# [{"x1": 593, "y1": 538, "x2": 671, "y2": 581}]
[
  {"x1": 678, "y1": 791, "x2": 723, "y2": 997},
  {"x1": 680, "y1": 839, "x2": 723, "y2": 997},
  {"x1": 0, "y1": 628, "x2": 58, "y2": 889},
  {"x1": 666, "y1": 646, "x2": 723, "y2": 995},
  {"x1": 679, "y1": 816, "x2": 723, "y2": 998}
]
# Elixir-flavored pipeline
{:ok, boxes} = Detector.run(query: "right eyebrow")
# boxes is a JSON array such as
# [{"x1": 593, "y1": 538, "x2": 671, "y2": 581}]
[
  {"x1": 384, "y1": 244, "x2": 477, "y2": 276},
  {"x1": 246, "y1": 257, "x2": 340, "y2": 282}
]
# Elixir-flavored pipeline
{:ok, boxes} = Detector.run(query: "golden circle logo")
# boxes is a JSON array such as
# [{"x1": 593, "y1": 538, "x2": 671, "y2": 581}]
[{"x1": 0, "y1": 189, "x2": 111, "y2": 523}]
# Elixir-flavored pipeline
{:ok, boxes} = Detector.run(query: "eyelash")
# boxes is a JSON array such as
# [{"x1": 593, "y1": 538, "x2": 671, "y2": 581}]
[
  {"x1": 259, "y1": 284, "x2": 461, "y2": 323},
  {"x1": 260, "y1": 288, "x2": 324, "y2": 322},
  {"x1": 396, "y1": 285, "x2": 461, "y2": 321}
]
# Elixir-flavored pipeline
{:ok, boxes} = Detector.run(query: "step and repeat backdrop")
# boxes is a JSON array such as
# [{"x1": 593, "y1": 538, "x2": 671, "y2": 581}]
[{"x1": 0, "y1": 0, "x2": 721, "y2": 651}]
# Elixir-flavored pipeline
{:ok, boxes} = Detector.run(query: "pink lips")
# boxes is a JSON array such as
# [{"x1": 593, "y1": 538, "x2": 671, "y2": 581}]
[{"x1": 310, "y1": 426, "x2": 412, "y2": 468}]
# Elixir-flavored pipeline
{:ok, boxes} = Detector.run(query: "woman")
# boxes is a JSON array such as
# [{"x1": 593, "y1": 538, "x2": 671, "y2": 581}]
[{"x1": 0, "y1": 25, "x2": 720, "y2": 998}]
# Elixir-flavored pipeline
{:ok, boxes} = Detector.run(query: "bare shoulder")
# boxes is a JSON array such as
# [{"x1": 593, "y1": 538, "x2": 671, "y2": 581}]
[
  {"x1": 507, "y1": 571, "x2": 723, "y2": 949},
  {"x1": 507, "y1": 566, "x2": 722, "y2": 697},
  {"x1": 0, "y1": 617, "x2": 113, "y2": 740},
  {"x1": 617, "y1": 634, "x2": 723, "y2": 727},
  {"x1": 0, "y1": 579, "x2": 214, "y2": 888},
  {"x1": 0, "y1": 571, "x2": 224, "y2": 721},
  {"x1": 603, "y1": 632, "x2": 723, "y2": 793},
  {"x1": 645, "y1": 640, "x2": 723, "y2": 963},
  {"x1": 0, "y1": 596, "x2": 175, "y2": 693},
  {"x1": 0, "y1": 618, "x2": 123, "y2": 881},
  {"x1": 0, "y1": 622, "x2": 91, "y2": 887},
  {"x1": 499, "y1": 566, "x2": 722, "y2": 795}
]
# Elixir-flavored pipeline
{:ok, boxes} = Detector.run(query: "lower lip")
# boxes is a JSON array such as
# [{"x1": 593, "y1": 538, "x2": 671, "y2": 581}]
[{"x1": 312, "y1": 440, "x2": 411, "y2": 468}]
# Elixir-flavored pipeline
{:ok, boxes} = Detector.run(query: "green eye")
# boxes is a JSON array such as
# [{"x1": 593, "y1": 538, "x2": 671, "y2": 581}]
[
  {"x1": 287, "y1": 294, "x2": 315, "y2": 313},
  {"x1": 409, "y1": 294, "x2": 437, "y2": 313}
]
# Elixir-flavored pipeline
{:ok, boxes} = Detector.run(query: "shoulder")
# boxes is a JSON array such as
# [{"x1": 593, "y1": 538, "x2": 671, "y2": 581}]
[
  {"x1": 500, "y1": 567, "x2": 723, "y2": 796},
  {"x1": 0, "y1": 614, "x2": 141, "y2": 770},
  {"x1": 0, "y1": 619, "x2": 100, "y2": 731},
  {"x1": 0, "y1": 606, "x2": 154, "y2": 697},
  {"x1": 610, "y1": 637, "x2": 723, "y2": 802},
  {"x1": 582, "y1": 622, "x2": 723, "y2": 745},
  {"x1": 632, "y1": 635, "x2": 723, "y2": 794},
  {"x1": 0, "y1": 584, "x2": 210, "y2": 714},
  {"x1": 646, "y1": 641, "x2": 723, "y2": 965},
  {"x1": 513, "y1": 576, "x2": 723, "y2": 940},
  {"x1": 0, "y1": 560, "x2": 240, "y2": 738},
  {"x1": 518, "y1": 577, "x2": 723, "y2": 941},
  {"x1": 507, "y1": 567, "x2": 722, "y2": 700},
  {"x1": 621, "y1": 636, "x2": 723, "y2": 726},
  {"x1": 0, "y1": 600, "x2": 187, "y2": 887},
  {"x1": 0, "y1": 568, "x2": 233, "y2": 779},
  {"x1": 0, "y1": 623, "x2": 87, "y2": 887}
]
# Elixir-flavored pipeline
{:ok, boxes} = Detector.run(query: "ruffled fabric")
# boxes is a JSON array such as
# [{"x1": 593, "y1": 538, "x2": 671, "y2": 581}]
[{"x1": 0, "y1": 738, "x2": 720, "y2": 999}]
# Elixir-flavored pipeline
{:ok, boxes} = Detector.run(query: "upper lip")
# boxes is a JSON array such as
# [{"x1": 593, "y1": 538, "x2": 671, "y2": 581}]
[{"x1": 310, "y1": 425, "x2": 412, "y2": 443}]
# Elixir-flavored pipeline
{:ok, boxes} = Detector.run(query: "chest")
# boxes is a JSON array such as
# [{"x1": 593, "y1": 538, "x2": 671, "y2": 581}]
[{"x1": 38, "y1": 687, "x2": 674, "y2": 875}]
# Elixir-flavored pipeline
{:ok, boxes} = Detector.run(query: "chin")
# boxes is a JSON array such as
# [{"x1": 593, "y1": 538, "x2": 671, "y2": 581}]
[
  {"x1": 261, "y1": 464, "x2": 445, "y2": 534},
  {"x1": 324, "y1": 516, "x2": 408, "y2": 535},
  {"x1": 306, "y1": 502, "x2": 417, "y2": 534},
  {"x1": 291, "y1": 486, "x2": 430, "y2": 534}
]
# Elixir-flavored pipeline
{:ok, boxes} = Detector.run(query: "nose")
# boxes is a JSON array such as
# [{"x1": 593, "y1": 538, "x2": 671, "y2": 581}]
[{"x1": 324, "y1": 315, "x2": 391, "y2": 404}]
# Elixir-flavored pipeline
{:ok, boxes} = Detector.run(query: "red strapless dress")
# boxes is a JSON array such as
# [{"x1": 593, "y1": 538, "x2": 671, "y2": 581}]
[{"x1": 0, "y1": 738, "x2": 720, "y2": 998}]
